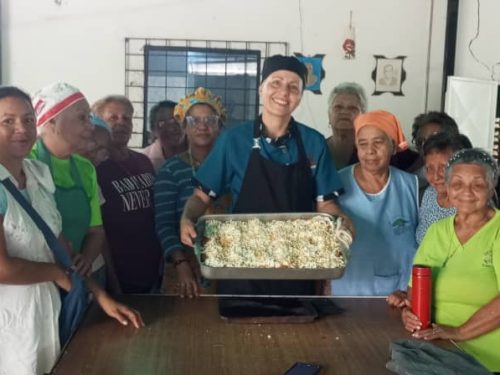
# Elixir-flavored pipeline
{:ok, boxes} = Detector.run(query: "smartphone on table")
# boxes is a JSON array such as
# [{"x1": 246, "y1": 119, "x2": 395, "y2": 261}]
[{"x1": 284, "y1": 362, "x2": 322, "y2": 375}]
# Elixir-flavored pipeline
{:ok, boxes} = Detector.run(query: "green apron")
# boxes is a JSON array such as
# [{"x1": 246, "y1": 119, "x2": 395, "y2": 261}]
[{"x1": 36, "y1": 139, "x2": 91, "y2": 253}]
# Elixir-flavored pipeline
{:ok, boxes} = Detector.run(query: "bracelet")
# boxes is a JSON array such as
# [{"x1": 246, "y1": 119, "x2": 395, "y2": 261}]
[{"x1": 173, "y1": 258, "x2": 188, "y2": 268}]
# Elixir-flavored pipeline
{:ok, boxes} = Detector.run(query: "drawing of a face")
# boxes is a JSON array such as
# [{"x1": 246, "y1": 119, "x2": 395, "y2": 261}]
[{"x1": 383, "y1": 64, "x2": 394, "y2": 79}]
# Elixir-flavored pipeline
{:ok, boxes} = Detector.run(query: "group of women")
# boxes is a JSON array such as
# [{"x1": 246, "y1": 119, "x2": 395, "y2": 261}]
[
  {"x1": 0, "y1": 54, "x2": 499, "y2": 373},
  {"x1": 0, "y1": 86, "x2": 144, "y2": 374},
  {"x1": 328, "y1": 81, "x2": 499, "y2": 370}
]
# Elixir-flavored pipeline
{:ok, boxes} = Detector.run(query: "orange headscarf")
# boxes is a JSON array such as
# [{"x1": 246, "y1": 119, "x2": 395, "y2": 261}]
[{"x1": 353, "y1": 110, "x2": 408, "y2": 152}]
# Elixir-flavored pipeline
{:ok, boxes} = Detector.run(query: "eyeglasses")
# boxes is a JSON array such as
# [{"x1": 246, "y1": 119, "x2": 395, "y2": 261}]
[{"x1": 185, "y1": 115, "x2": 219, "y2": 128}]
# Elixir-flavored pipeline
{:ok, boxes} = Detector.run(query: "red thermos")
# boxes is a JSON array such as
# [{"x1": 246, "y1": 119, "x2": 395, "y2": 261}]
[{"x1": 411, "y1": 265, "x2": 432, "y2": 329}]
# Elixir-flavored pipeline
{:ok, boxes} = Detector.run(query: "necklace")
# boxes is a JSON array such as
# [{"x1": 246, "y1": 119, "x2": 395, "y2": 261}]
[{"x1": 188, "y1": 148, "x2": 201, "y2": 176}]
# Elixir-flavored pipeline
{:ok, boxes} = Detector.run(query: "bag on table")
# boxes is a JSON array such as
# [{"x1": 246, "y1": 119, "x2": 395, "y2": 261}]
[{"x1": 386, "y1": 339, "x2": 491, "y2": 375}]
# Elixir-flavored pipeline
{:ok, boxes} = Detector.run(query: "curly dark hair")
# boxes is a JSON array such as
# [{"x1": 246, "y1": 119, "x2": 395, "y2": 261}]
[
  {"x1": 411, "y1": 111, "x2": 459, "y2": 147},
  {"x1": 422, "y1": 132, "x2": 472, "y2": 157},
  {"x1": 149, "y1": 100, "x2": 177, "y2": 130}
]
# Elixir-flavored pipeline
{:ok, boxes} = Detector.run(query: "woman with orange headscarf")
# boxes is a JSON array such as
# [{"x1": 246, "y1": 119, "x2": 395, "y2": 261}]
[{"x1": 331, "y1": 110, "x2": 418, "y2": 296}]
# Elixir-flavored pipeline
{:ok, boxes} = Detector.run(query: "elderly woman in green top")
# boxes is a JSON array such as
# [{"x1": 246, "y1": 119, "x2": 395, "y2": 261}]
[
  {"x1": 397, "y1": 148, "x2": 500, "y2": 372},
  {"x1": 30, "y1": 82, "x2": 105, "y2": 277}
]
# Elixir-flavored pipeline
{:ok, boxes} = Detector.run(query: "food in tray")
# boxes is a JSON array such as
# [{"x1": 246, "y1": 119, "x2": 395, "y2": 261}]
[{"x1": 201, "y1": 215, "x2": 352, "y2": 269}]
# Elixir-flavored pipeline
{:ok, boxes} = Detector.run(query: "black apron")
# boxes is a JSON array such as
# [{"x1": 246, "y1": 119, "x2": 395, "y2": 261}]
[{"x1": 217, "y1": 117, "x2": 316, "y2": 296}]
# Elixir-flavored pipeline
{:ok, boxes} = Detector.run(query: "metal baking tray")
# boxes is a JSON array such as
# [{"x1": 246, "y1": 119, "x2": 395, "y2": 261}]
[{"x1": 194, "y1": 212, "x2": 348, "y2": 280}]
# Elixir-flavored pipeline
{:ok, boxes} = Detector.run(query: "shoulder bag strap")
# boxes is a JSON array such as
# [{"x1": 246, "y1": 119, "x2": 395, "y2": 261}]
[{"x1": 1, "y1": 177, "x2": 72, "y2": 269}]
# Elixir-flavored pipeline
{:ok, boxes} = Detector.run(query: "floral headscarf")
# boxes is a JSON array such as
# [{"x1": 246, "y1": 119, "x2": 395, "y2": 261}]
[{"x1": 174, "y1": 87, "x2": 226, "y2": 123}]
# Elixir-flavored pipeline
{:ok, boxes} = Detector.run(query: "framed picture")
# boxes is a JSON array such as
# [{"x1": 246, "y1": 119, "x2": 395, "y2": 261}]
[
  {"x1": 294, "y1": 53, "x2": 325, "y2": 94},
  {"x1": 371, "y1": 55, "x2": 406, "y2": 96}
]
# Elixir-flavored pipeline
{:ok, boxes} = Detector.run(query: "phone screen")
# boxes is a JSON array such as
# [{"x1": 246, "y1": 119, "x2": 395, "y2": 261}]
[{"x1": 284, "y1": 362, "x2": 322, "y2": 375}]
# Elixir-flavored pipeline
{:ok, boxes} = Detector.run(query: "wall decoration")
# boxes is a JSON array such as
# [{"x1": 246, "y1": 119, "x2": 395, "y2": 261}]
[
  {"x1": 372, "y1": 55, "x2": 406, "y2": 96},
  {"x1": 293, "y1": 53, "x2": 325, "y2": 94},
  {"x1": 343, "y1": 11, "x2": 356, "y2": 59}
]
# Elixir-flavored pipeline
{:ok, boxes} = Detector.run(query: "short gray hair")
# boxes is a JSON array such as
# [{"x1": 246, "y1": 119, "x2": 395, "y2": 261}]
[
  {"x1": 328, "y1": 82, "x2": 367, "y2": 113},
  {"x1": 92, "y1": 95, "x2": 134, "y2": 117},
  {"x1": 445, "y1": 148, "x2": 499, "y2": 188}
]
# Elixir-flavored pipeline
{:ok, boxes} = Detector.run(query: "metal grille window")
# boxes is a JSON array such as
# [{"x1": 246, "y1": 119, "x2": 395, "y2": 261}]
[{"x1": 125, "y1": 38, "x2": 287, "y2": 148}]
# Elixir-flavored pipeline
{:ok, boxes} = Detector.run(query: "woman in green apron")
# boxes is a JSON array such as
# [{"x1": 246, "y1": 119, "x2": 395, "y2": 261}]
[{"x1": 31, "y1": 82, "x2": 105, "y2": 277}]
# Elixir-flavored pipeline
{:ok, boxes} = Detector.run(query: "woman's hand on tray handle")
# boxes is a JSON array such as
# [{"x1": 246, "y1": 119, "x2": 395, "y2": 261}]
[
  {"x1": 339, "y1": 215, "x2": 355, "y2": 239},
  {"x1": 180, "y1": 189, "x2": 211, "y2": 247},
  {"x1": 316, "y1": 200, "x2": 355, "y2": 239},
  {"x1": 180, "y1": 218, "x2": 197, "y2": 247}
]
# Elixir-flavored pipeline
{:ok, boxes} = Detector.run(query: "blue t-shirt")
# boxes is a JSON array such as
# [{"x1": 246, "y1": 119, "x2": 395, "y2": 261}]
[{"x1": 194, "y1": 120, "x2": 343, "y2": 209}]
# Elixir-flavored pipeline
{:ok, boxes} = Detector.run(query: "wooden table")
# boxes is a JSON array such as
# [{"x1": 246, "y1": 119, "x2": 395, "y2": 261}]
[{"x1": 51, "y1": 296, "x2": 435, "y2": 374}]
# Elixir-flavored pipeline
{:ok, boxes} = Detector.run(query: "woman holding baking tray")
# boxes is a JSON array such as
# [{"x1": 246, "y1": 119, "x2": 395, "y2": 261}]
[{"x1": 179, "y1": 55, "x2": 352, "y2": 299}]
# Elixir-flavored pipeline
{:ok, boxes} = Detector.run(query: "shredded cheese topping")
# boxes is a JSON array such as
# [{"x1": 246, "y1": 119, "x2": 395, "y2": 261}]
[{"x1": 202, "y1": 216, "x2": 352, "y2": 269}]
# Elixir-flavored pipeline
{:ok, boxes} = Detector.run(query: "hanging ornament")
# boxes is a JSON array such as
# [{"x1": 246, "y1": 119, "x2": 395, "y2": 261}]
[{"x1": 342, "y1": 11, "x2": 356, "y2": 60}]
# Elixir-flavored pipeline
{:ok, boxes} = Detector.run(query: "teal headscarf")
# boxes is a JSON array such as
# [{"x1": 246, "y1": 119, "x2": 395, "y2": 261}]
[{"x1": 90, "y1": 113, "x2": 111, "y2": 133}]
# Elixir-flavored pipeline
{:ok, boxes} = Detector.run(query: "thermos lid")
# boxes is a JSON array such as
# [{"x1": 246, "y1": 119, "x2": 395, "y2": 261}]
[{"x1": 413, "y1": 265, "x2": 432, "y2": 276}]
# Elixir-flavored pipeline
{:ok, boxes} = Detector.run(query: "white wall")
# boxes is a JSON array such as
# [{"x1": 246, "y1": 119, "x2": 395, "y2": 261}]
[
  {"x1": 455, "y1": 0, "x2": 500, "y2": 82},
  {"x1": 2, "y1": 0, "x2": 447, "y2": 146}
]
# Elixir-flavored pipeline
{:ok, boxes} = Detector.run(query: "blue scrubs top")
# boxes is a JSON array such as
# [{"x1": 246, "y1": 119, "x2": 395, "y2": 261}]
[
  {"x1": 332, "y1": 165, "x2": 419, "y2": 296},
  {"x1": 194, "y1": 120, "x2": 343, "y2": 209}
]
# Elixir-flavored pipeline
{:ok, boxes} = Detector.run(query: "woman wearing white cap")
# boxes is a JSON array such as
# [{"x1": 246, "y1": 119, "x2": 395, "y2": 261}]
[{"x1": 30, "y1": 82, "x2": 105, "y2": 277}]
